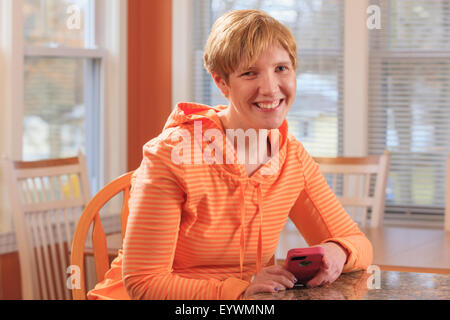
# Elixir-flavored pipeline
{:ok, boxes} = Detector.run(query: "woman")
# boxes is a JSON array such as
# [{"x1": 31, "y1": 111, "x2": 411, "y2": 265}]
[{"x1": 88, "y1": 9, "x2": 372, "y2": 300}]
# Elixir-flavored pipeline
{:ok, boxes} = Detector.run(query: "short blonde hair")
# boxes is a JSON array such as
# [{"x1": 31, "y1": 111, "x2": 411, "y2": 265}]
[{"x1": 203, "y1": 9, "x2": 298, "y2": 83}]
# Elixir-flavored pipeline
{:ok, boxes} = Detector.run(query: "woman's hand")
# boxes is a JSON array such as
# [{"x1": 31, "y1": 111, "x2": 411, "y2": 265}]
[
  {"x1": 306, "y1": 242, "x2": 348, "y2": 288},
  {"x1": 243, "y1": 265, "x2": 296, "y2": 299}
]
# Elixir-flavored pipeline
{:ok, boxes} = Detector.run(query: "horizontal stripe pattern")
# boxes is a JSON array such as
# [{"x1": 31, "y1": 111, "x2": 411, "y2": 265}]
[{"x1": 89, "y1": 103, "x2": 372, "y2": 300}]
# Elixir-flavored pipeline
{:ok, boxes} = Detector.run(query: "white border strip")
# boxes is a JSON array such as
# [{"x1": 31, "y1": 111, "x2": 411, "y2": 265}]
[
  {"x1": 343, "y1": 0, "x2": 369, "y2": 157},
  {"x1": 172, "y1": 0, "x2": 193, "y2": 108}
]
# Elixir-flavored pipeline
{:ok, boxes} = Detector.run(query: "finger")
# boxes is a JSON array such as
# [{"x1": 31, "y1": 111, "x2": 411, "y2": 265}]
[
  {"x1": 329, "y1": 269, "x2": 341, "y2": 283},
  {"x1": 269, "y1": 280, "x2": 287, "y2": 292},
  {"x1": 252, "y1": 278, "x2": 287, "y2": 293},
  {"x1": 271, "y1": 274, "x2": 295, "y2": 289},
  {"x1": 307, "y1": 267, "x2": 341, "y2": 288},
  {"x1": 322, "y1": 256, "x2": 330, "y2": 270},
  {"x1": 306, "y1": 270, "x2": 329, "y2": 288},
  {"x1": 261, "y1": 270, "x2": 295, "y2": 289},
  {"x1": 265, "y1": 265, "x2": 297, "y2": 283},
  {"x1": 246, "y1": 283, "x2": 279, "y2": 297}
]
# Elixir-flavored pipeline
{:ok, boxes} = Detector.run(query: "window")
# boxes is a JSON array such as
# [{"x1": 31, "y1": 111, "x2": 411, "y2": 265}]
[
  {"x1": 22, "y1": 0, "x2": 104, "y2": 193},
  {"x1": 192, "y1": 0, "x2": 344, "y2": 157},
  {"x1": 369, "y1": 0, "x2": 450, "y2": 219},
  {"x1": 1, "y1": 0, "x2": 126, "y2": 237}
]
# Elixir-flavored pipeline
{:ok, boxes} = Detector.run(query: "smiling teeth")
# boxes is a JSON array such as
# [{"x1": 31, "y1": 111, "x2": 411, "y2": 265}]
[{"x1": 256, "y1": 100, "x2": 281, "y2": 109}]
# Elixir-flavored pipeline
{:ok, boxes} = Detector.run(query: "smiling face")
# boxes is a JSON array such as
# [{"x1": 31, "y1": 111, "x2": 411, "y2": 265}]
[{"x1": 213, "y1": 44, "x2": 297, "y2": 131}]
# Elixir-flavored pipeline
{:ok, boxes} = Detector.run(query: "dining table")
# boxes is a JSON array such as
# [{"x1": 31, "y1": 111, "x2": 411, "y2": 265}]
[
  {"x1": 95, "y1": 225, "x2": 450, "y2": 300},
  {"x1": 248, "y1": 269, "x2": 450, "y2": 300}
]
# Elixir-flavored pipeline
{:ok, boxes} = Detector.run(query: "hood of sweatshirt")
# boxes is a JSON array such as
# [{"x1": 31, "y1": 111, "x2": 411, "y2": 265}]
[
  {"x1": 162, "y1": 102, "x2": 289, "y2": 181},
  {"x1": 162, "y1": 102, "x2": 290, "y2": 276}
]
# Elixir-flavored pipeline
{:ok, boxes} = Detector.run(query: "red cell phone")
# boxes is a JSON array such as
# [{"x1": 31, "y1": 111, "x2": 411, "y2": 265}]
[{"x1": 285, "y1": 247, "x2": 324, "y2": 285}]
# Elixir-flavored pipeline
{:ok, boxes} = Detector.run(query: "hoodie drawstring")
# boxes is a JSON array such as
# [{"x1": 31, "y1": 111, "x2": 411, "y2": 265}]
[
  {"x1": 239, "y1": 182, "x2": 247, "y2": 280},
  {"x1": 256, "y1": 184, "x2": 263, "y2": 274},
  {"x1": 238, "y1": 181, "x2": 264, "y2": 280}
]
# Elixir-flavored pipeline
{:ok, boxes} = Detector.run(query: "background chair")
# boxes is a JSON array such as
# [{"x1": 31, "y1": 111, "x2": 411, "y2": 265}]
[
  {"x1": 2, "y1": 152, "x2": 91, "y2": 300},
  {"x1": 275, "y1": 151, "x2": 389, "y2": 263},
  {"x1": 70, "y1": 170, "x2": 133, "y2": 300},
  {"x1": 313, "y1": 150, "x2": 390, "y2": 228}
]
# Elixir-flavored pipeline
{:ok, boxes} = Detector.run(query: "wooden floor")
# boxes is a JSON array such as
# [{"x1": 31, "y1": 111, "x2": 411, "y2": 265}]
[{"x1": 276, "y1": 220, "x2": 450, "y2": 274}]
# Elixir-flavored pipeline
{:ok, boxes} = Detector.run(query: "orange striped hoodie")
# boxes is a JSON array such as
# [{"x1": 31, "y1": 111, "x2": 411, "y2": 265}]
[{"x1": 87, "y1": 102, "x2": 373, "y2": 300}]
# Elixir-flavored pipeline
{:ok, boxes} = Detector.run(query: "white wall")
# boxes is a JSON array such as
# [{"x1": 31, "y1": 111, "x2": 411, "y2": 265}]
[
  {"x1": 0, "y1": 0, "x2": 24, "y2": 233},
  {"x1": 172, "y1": 0, "x2": 194, "y2": 106}
]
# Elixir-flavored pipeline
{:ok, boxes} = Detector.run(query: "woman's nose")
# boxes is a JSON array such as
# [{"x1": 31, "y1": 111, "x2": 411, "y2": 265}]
[{"x1": 259, "y1": 73, "x2": 279, "y2": 96}]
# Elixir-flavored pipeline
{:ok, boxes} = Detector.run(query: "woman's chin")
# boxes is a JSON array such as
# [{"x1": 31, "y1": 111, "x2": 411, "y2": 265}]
[{"x1": 256, "y1": 120, "x2": 284, "y2": 130}]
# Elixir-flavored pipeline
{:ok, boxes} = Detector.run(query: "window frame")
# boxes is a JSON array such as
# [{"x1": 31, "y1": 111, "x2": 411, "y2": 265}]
[
  {"x1": 0, "y1": 0, "x2": 128, "y2": 236},
  {"x1": 23, "y1": 0, "x2": 106, "y2": 193}
]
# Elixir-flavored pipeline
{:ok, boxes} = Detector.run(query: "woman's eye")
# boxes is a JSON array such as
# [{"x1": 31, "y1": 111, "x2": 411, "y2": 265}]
[
  {"x1": 277, "y1": 66, "x2": 287, "y2": 72},
  {"x1": 241, "y1": 71, "x2": 255, "y2": 77}
]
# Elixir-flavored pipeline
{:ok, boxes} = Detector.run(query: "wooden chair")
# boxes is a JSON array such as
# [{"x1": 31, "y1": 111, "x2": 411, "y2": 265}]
[
  {"x1": 1, "y1": 152, "x2": 91, "y2": 300},
  {"x1": 70, "y1": 170, "x2": 133, "y2": 300},
  {"x1": 445, "y1": 154, "x2": 450, "y2": 232},
  {"x1": 313, "y1": 150, "x2": 390, "y2": 228}
]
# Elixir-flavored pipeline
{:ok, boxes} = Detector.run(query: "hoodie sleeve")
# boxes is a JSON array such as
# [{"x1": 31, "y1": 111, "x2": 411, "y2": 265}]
[
  {"x1": 288, "y1": 142, "x2": 373, "y2": 272},
  {"x1": 122, "y1": 141, "x2": 249, "y2": 300}
]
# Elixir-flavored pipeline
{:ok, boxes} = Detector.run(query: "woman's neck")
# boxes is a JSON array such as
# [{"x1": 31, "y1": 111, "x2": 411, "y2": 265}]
[{"x1": 217, "y1": 108, "x2": 272, "y2": 164}]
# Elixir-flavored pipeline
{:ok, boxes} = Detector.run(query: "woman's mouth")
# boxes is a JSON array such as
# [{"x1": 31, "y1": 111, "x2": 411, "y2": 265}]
[{"x1": 253, "y1": 99, "x2": 283, "y2": 112}]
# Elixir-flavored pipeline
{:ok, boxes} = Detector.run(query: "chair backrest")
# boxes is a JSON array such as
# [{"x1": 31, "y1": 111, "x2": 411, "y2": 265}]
[
  {"x1": 313, "y1": 151, "x2": 390, "y2": 228},
  {"x1": 70, "y1": 170, "x2": 134, "y2": 300},
  {"x1": 1, "y1": 152, "x2": 91, "y2": 300},
  {"x1": 445, "y1": 155, "x2": 450, "y2": 232}
]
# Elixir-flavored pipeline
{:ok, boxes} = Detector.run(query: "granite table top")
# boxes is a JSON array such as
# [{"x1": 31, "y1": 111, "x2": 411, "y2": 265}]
[{"x1": 248, "y1": 270, "x2": 450, "y2": 300}]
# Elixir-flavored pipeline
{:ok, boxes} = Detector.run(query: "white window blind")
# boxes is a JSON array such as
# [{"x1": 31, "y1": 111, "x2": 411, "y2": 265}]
[
  {"x1": 369, "y1": 0, "x2": 450, "y2": 218},
  {"x1": 192, "y1": 0, "x2": 344, "y2": 157}
]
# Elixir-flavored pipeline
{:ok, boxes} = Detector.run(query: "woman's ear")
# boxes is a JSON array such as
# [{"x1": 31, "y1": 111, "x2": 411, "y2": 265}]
[{"x1": 211, "y1": 73, "x2": 229, "y2": 98}]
